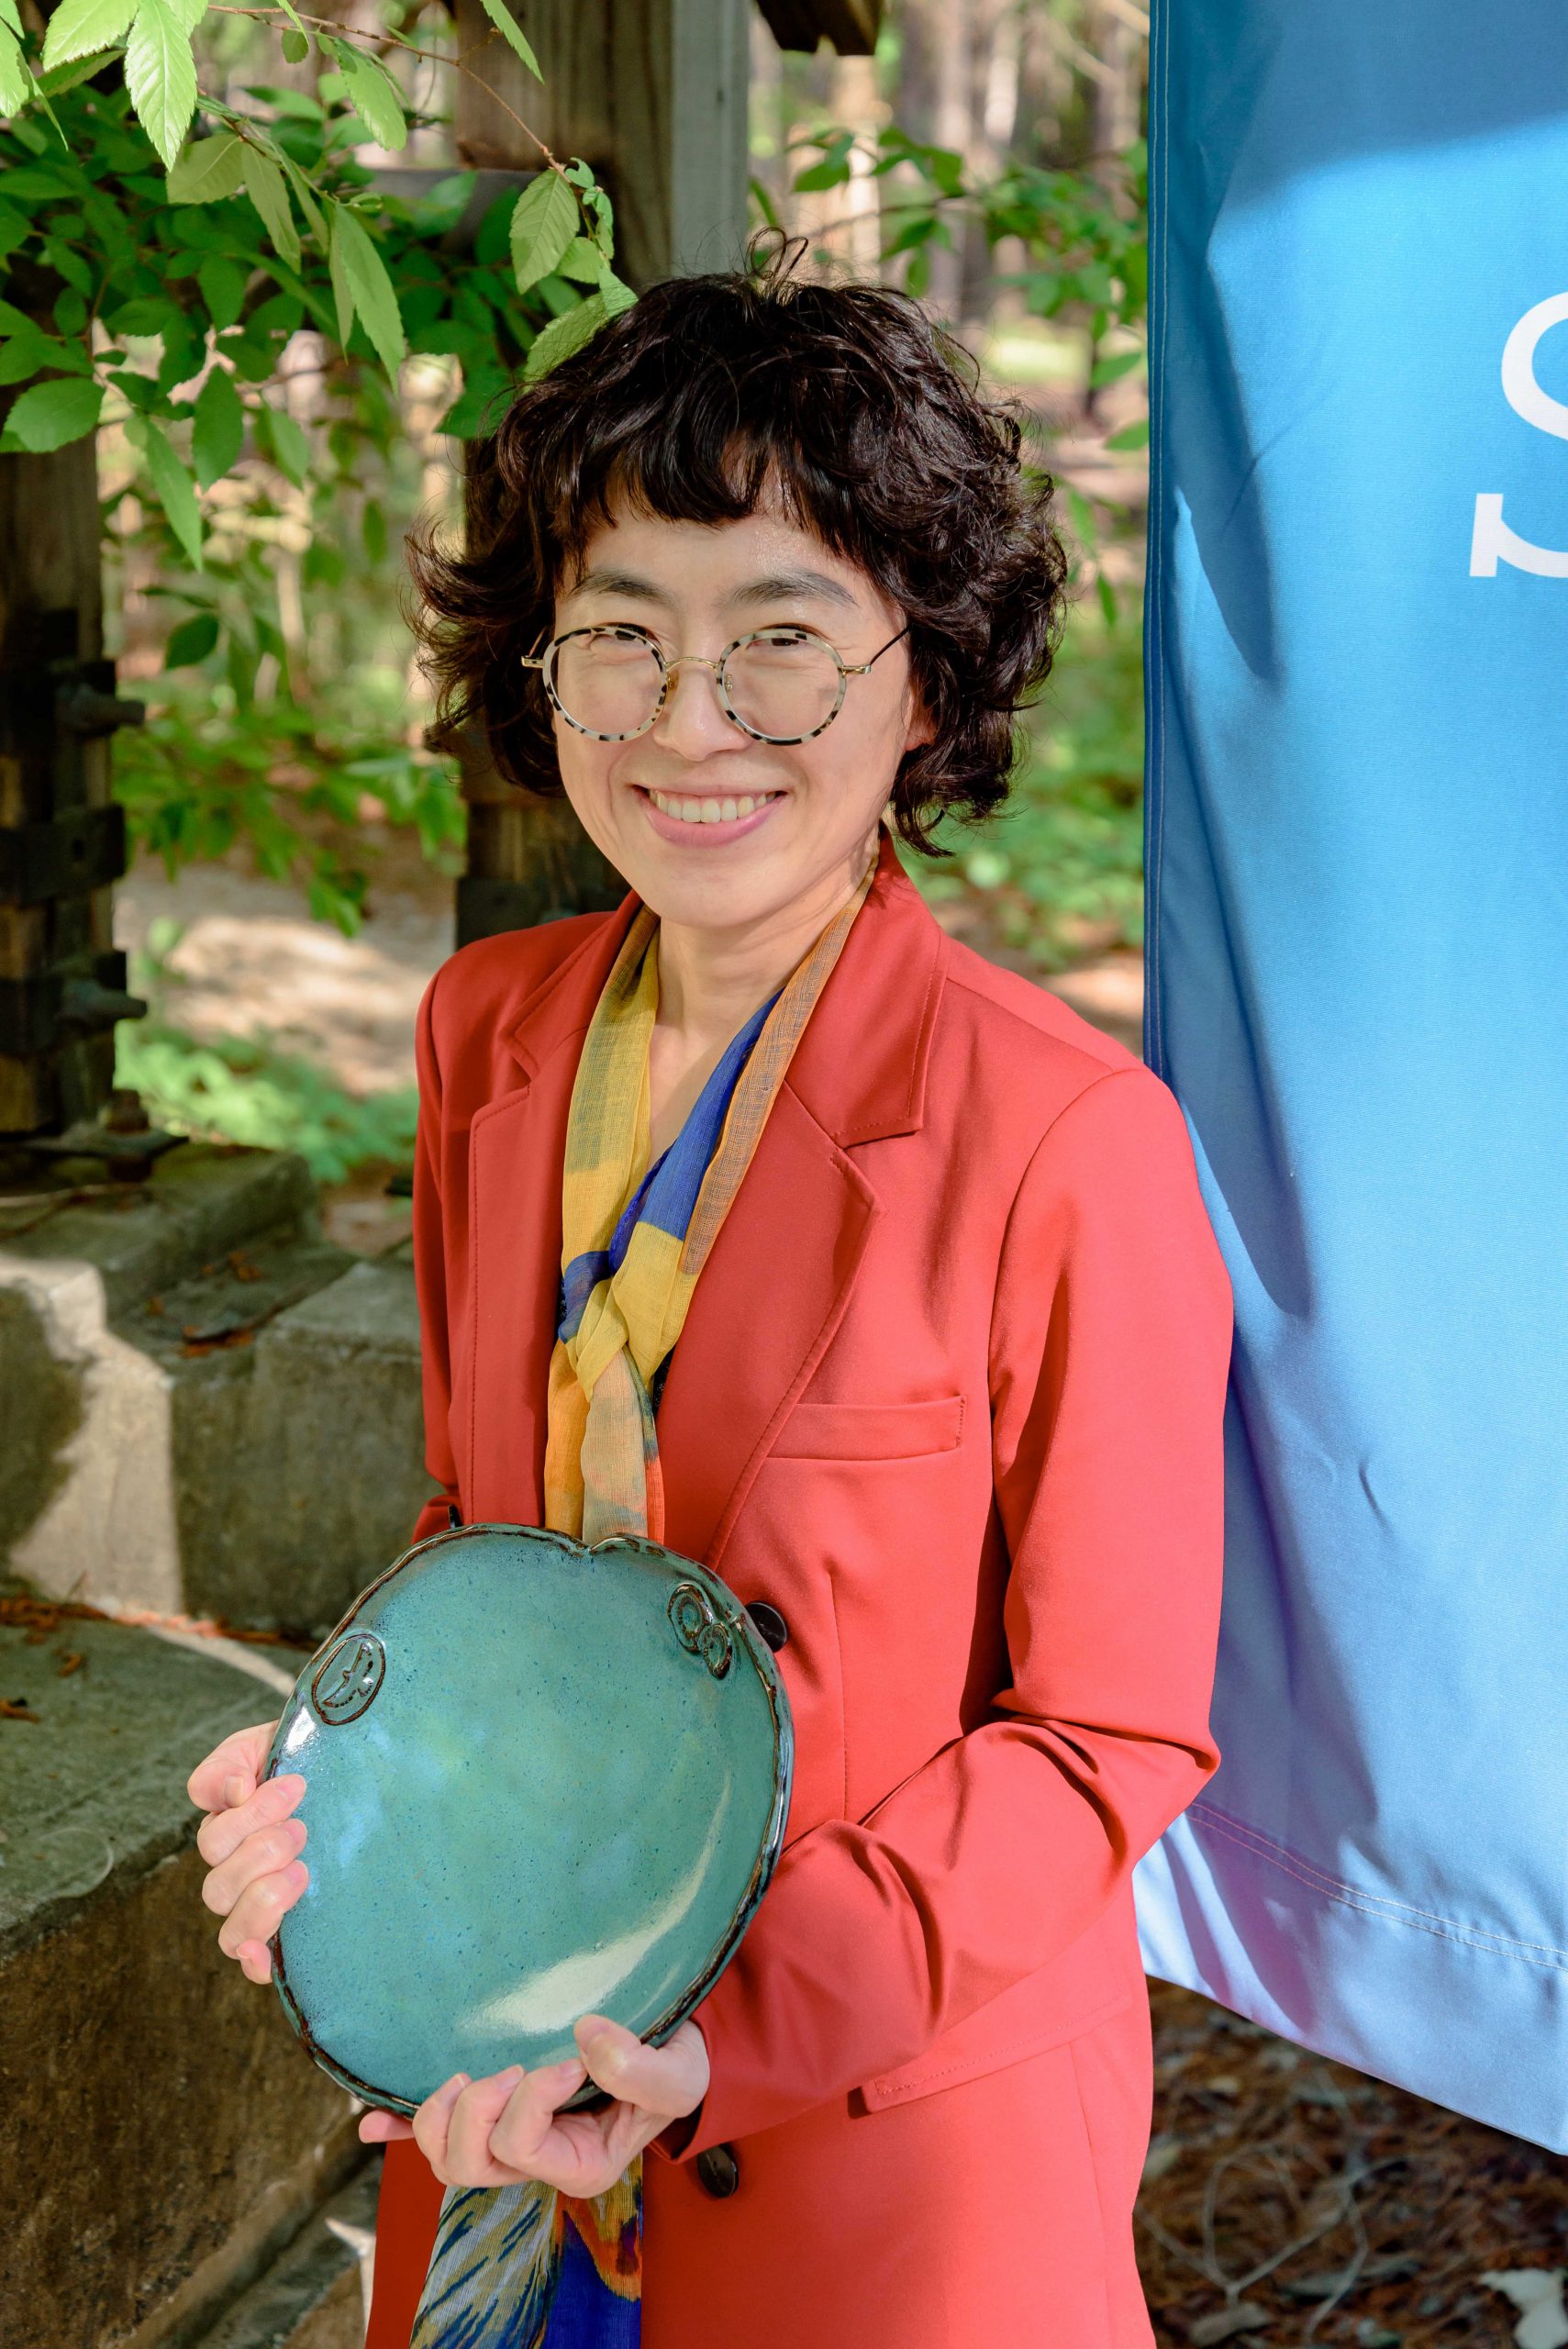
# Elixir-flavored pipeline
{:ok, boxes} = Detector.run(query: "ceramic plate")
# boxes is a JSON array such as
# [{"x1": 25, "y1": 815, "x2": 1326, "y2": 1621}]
[{"x1": 263, "y1": 1522, "x2": 792, "y2": 2113}]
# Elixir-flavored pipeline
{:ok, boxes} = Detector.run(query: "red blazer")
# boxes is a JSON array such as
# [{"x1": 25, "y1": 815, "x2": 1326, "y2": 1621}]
[{"x1": 367, "y1": 831, "x2": 1232, "y2": 2349}]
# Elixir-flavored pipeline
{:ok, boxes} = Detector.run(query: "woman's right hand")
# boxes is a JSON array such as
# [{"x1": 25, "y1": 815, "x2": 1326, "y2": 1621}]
[{"x1": 187, "y1": 1720, "x2": 307, "y2": 1984}]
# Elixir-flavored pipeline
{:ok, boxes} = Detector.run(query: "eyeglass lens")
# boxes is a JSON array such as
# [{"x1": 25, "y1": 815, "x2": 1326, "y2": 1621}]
[{"x1": 550, "y1": 628, "x2": 845, "y2": 740}]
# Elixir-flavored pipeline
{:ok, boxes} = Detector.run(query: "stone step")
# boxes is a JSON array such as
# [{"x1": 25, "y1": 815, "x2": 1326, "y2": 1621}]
[
  {"x1": 0, "y1": 1602, "x2": 367, "y2": 2349},
  {"x1": 186, "y1": 2166, "x2": 379, "y2": 2349},
  {"x1": 1, "y1": 1145, "x2": 434, "y2": 1637}
]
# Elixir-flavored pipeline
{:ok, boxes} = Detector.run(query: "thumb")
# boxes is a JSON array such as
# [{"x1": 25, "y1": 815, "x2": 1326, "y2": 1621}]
[{"x1": 573, "y1": 2014, "x2": 707, "y2": 2118}]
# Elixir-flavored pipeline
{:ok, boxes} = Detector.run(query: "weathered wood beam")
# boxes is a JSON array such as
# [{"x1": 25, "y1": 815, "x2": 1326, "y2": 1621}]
[{"x1": 753, "y1": 0, "x2": 882, "y2": 56}]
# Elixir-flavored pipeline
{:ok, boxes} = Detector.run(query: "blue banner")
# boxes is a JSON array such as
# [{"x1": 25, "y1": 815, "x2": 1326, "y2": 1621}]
[{"x1": 1133, "y1": 1, "x2": 1568, "y2": 2148}]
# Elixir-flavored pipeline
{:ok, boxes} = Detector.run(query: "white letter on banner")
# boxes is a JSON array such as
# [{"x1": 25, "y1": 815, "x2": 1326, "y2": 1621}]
[{"x1": 1472, "y1": 292, "x2": 1568, "y2": 576}]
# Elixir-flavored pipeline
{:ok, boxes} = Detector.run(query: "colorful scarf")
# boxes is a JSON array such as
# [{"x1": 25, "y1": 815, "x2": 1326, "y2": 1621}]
[{"x1": 409, "y1": 863, "x2": 873, "y2": 2349}]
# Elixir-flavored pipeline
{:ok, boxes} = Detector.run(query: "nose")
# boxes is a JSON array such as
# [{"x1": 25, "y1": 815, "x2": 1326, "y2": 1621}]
[{"x1": 651, "y1": 655, "x2": 735, "y2": 757}]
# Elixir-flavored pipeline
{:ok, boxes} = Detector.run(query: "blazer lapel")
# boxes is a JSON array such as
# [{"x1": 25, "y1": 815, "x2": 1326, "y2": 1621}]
[
  {"x1": 463, "y1": 903, "x2": 637, "y2": 1524},
  {"x1": 653, "y1": 832, "x2": 950, "y2": 1570}
]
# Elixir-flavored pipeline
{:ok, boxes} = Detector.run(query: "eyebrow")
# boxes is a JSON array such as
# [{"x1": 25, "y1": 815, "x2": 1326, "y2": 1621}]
[{"x1": 562, "y1": 563, "x2": 862, "y2": 615}]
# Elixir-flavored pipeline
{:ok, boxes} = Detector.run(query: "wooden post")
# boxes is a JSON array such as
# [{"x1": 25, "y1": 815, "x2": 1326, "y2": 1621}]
[
  {"x1": 0, "y1": 442, "x2": 145, "y2": 1141},
  {"x1": 448, "y1": 0, "x2": 752, "y2": 941}
]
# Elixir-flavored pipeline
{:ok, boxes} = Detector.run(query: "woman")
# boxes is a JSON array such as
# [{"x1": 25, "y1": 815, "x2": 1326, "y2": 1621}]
[{"x1": 188, "y1": 245, "x2": 1232, "y2": 2349}]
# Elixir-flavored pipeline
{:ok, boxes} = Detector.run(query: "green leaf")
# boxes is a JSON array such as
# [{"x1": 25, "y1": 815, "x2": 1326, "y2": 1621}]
[
  {"x1": 280, "y1": 25, "x2": 307, "y2": 62},
  {"x1": 522, "y1": 289, "x2": 606, "y2": 383},
  {"x1": 598, "y1": 269, "x2": 635, "y2": 319},
  {"x1": 327, "y1": 211, "x2": 352, "y2": 345},
  {"x1": 1089, "y1": 346, "x2": 1143, "y2": 390},
  {"x1": 269, "y1": 139, "x2": 325, "y2": 239},
  {"x1": 124, "y1": 0, "x2": 197, "y2": 170},
  {"x1": 0, "y1": 23, "x2": 31, "y2": 115},
  {"x1": 197, "y1": 253, "x2": 247, "y2": 330},
  {"x1": 239, "y1": 141, "x2": 299, "y2": 270},
  {"x1": 191, "y1": 362, "x2": 242, "y2": 485},
  {"x1": 164, "y1": 610, "x2": 219, "y2": 666},
  {"x1": 438, "y1": 361, "x2": 511, "y2": 439},
  {"x1": 127, "y1": 412, "x2": 203, "y2": 566},
  {"x1": 1104, "y1": 417, "x2": 1149, "y2": 452},
  {"x1": 324, "y1": 38, "x2": 406, "y2": 151},
  {"x1": 4, "y1": 374, "x2": 103, "y2": 451},
  {"x1": 107, "y1": 295, "x2": 178, "y2": 337},
  {"x1": 509, "y1": 170, "x2": 576, "y2": 296},
  {"x1": 553, "y1": 233, "x2": 603, "y2": 284},
  {"x1": 166, "y1": 131, "x2": 245, "y2": 204},
  {"x1": 329, "y1": 204, "x2": 405, "y2": 381},
  {"x1": 41, "y1": 0, "x2": 135, "y2": 68},
  {"x1": 36, "y1": 46, "x2": 122, "y2": 94},
  {"x1": 475, "y1": 0, "x2": 540, "y2": 78},
  {"x1": 0, "y1": 322, "x2": 54, "y2": 384},
  {"x1": 254, "y1": 399, "x2": 305, "y2": 485}
]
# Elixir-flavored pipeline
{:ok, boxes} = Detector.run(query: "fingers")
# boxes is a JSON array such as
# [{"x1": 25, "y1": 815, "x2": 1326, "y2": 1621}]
[
  {"x1": 196, "y1": 1773, "x2": 306, "y2": 1869},
  {"x1": 216, "y1": 1858, "x2": 308, "y2": 1963},
  {"x1": 410, "y1": 2060, "x2": 591, "y2": 2188},
  {"x1": 486, "y1": 2059, "x2": 588, "y2": 2175},
  {"x1": 441, "y1": 2067, "x2": 539, "y2": 2184},
  {"x1": 573, "y1": 2014, "x2": 708, "y2": 2121},
  {"x1": 187, "y1": 1720, "x2": 282, "y2": 1812},
  {"x1": 359, "y1": 2110, "x2": 416, "y2": 2144},
  {"x1": 411, "y1": 2074, "x2": 477, "y2": 2183},
  {"x1": 201, "y1": 1813, "x2": 306, "y2": 1917}
]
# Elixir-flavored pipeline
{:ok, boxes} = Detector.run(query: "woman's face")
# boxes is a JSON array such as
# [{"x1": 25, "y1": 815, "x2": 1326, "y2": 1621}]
[{"x1": 548, "y1": 497, "x2": 929, "y2": 937}]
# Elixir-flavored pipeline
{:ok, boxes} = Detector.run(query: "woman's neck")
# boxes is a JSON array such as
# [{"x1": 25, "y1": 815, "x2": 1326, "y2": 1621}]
[{"x1": 644, "y1": 836, "x2": 878, "y2": 1160}]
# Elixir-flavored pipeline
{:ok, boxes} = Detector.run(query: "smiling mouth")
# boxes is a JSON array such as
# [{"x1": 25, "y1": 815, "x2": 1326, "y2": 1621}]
[{"x1": 641, "y1": 787, "x2": 784, "y2": 827}]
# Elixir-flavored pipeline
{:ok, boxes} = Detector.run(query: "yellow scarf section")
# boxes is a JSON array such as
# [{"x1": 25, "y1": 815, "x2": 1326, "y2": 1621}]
[{"x1": 543, "y1": 857, "x2": 875, "y2": 1549}]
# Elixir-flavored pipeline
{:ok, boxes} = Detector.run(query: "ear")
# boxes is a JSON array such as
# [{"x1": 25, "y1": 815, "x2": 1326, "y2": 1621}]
[{"x1": 901, "y1": 684, "x2": 937, "y2": 757}]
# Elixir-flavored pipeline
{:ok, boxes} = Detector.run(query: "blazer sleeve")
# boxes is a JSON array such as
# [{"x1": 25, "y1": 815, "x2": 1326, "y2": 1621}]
[
  {"x1": 407, "y1": 965, "x2": 462, "y2": 1549},
  {"x1": 662, "y1": 1062, "x2": 1233, "y2": 2154}
]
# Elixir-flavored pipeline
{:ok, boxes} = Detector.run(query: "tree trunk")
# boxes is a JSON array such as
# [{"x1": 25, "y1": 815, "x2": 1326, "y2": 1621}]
[{"x1": 447, "y1": 0, "x2": 751, "y2": 943}]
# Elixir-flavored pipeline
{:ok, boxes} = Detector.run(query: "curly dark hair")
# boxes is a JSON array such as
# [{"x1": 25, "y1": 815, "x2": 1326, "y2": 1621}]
[{"x1": 407, "y1": 233, "x2": 1070, "y2": 852}]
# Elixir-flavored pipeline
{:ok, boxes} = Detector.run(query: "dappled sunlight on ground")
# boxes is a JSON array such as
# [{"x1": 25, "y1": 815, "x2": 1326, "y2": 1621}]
[{"x1": 117, "y1": 858, "x2": 447, "y2": 1098}]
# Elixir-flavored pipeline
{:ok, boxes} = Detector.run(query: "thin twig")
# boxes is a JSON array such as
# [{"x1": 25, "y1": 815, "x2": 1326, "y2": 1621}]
[{"x1": 207, "y1": 6, "x2": 566, "y2": 176}]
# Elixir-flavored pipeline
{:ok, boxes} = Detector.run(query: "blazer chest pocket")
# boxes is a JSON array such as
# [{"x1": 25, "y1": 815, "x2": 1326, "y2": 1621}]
[{"x1": 771, "y1": 1395, "x2": 965, "y2": 1463}]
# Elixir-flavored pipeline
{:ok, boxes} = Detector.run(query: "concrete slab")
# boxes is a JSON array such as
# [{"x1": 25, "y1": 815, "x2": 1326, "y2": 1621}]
[
  {"x1": 0, "y1": 1609, "x2": 363, "y2": 2349},
  {"x1": 0, "y1": 1143, "x2": 321, "y2": 1320},
  {"x1": 0, "y1": 1156, "x2": 433, "y2": 1633}
]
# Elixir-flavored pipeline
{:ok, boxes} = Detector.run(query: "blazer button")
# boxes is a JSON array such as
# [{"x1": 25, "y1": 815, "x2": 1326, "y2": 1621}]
[
  {"x1": 747, "y1": 1602, "x2": 789, "y2": 1653},
  {"x1": 695, "y1": 2143, "x2": 740, "y2": 2199}
]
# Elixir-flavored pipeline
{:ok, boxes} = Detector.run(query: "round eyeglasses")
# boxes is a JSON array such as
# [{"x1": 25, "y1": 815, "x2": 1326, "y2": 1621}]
[{"x1": 521, "y1": 621, "x2": 910, "y2": 746}]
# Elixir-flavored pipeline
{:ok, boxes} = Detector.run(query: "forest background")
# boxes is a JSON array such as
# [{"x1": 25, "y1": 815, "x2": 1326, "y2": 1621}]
[{"x1": 0, "y1": 0, "x2": 1151, "y2": 1183}]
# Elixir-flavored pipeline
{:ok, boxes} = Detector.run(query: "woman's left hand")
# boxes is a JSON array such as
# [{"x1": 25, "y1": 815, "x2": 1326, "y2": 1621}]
[{"x1": 358, "y1": 2014, "x2": 709, "y2": 2198}]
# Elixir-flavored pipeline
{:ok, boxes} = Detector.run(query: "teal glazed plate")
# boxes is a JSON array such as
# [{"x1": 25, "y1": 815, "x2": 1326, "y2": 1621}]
[{"x1": 262, "y1": 1522, "x2": 793, "y2": 2114}]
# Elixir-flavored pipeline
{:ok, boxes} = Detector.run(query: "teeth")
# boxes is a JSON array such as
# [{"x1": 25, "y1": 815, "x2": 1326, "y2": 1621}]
[{"x1": 648, "y1": 789, "x2": 775, "y2": 826}]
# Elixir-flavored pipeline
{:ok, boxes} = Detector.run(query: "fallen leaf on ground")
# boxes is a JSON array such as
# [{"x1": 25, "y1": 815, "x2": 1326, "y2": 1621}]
[{"x1": 1480, "y1": 2270, "x2": 1568, "y2": 2349}]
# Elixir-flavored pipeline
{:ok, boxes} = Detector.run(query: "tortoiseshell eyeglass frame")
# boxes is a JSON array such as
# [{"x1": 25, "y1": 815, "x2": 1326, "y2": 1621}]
[{"x1": 519, "y1": 620, "x2": 911, "y2": 745}]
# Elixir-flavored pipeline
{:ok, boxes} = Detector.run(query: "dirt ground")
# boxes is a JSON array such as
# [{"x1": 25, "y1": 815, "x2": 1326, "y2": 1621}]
[{"x1": 111, "y1": 846, "x2": 1565, "y2": 2348}]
